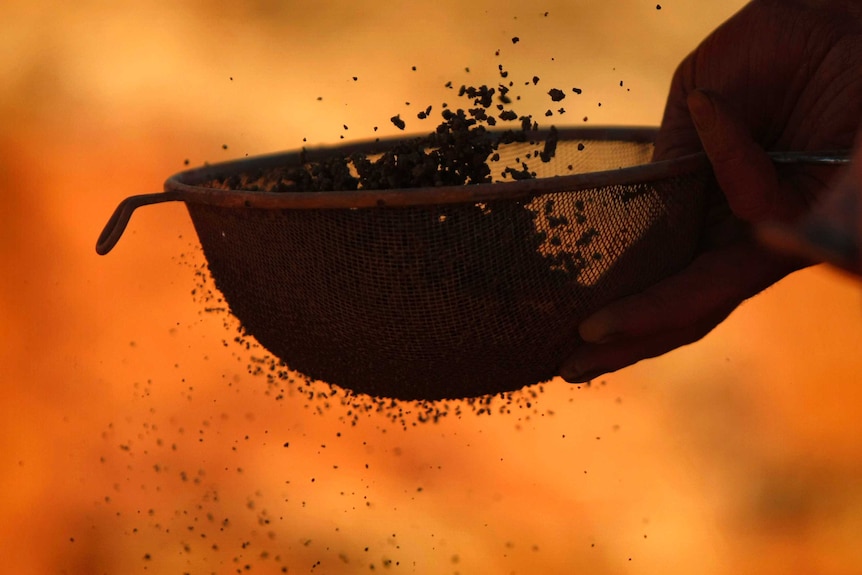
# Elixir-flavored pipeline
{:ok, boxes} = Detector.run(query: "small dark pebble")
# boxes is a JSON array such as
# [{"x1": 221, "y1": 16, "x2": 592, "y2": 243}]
[
  {"x1": 532, "y1": 76, "x2": 540, "y2": 85},
  {"x1": 512, "y1": 36, "x2": 520, "y2": 44},
  {"x1": 572, "y1": 87, "x2": 583, "y2": 94},
  {"x1": 656, "y1": 4, "x2": 662, "y2": 9},
  {"x1": 390, "y1": 115, "x2": 406, "y2": 130},
  {"x1": 548, "y1": 88, "x2": 565, "y2": 102}
]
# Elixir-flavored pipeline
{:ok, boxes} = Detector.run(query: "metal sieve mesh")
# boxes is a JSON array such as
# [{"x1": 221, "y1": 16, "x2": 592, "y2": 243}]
[{"x1": 97, "y1": 127, "x2": 710, "y2": 400}]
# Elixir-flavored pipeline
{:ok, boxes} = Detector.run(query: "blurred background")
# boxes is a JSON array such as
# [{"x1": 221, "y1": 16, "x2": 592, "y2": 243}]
[{"x1": 3, "y1": 1, "x2": 862, "y2": 573}]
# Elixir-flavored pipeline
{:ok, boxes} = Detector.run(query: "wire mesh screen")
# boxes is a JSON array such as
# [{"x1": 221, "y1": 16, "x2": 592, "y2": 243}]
[{"x1": 183, "y1": 133, "x2": 708, "y2": 400}]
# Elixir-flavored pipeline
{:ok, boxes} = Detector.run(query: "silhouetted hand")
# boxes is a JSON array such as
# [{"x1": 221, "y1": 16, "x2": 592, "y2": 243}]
[{"x1": 560, "y1": 0, "x2": 862, "y2": 383}]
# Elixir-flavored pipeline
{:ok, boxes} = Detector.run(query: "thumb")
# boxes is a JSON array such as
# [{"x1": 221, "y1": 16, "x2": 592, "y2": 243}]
[{"x1": 687, "y1": 89, "x2": 783, "y2": 223}]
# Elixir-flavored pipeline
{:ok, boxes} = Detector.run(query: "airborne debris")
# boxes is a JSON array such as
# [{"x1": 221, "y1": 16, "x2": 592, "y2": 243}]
[
  {"x1": 390, "y1": 115, "x2": 406, "y2": 130},
  {"x1": 548, "y1": 88, "x2": 565, "y2": 102}
]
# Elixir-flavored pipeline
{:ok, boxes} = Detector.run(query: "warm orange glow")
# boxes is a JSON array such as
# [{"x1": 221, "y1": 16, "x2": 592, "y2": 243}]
[{"x1": 3, "y1": 1, "x2": 862, "y2": 574}]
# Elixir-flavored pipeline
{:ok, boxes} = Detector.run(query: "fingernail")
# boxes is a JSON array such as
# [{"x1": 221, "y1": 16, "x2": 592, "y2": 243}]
[
  {"x1": 687, "y1": 90, "x2": 715, "y2": 132},
  {"x1": 559, "y1": 357, "x2": 605, "y2": 383},
  {"x1": 560, "y1": 365, "x2": 606, "y2": 384}
]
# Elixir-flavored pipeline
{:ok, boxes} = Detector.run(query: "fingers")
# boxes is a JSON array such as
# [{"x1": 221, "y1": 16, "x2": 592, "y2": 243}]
[
  {"x1": 558, "y1": 243, "x2": 800, "y2": 383},
  {"x1": 759, "y1": 162, "x2": 862, "y2": 274},
  {"x1": 559, "y1": 322, "x2": 721, "y2": 383},
  {"x1": 687, "y1": 90, "x2": 787, "y2": 223}
]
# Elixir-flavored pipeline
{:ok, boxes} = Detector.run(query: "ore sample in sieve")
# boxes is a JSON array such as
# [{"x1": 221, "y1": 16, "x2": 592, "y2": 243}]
[{"x1": 201, "y1": 68, "x2": 600, "y2": 399}]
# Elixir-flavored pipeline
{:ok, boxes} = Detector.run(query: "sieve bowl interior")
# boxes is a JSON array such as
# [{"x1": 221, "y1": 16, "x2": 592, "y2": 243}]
[{"x1": 168, "y1": 127, "x2": 710, "y2": 401}]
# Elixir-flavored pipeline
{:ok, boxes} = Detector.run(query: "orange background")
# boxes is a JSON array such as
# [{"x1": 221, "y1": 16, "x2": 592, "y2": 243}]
[{"x1": 2, "y1": 1, "x2": 862, "y2": 574}]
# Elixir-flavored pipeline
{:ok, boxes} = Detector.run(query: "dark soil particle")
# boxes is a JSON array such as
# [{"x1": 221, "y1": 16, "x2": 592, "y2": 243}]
[
  {"x1": 548, "y1": 88, "x2": 565, "y2": 102},
  {"x1": 390, "y1": 115, "x2": 406, "y2": 130}
]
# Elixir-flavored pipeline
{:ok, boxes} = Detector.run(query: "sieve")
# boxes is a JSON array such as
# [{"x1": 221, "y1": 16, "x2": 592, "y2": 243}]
[{"x1": 96, "y1": 127, "x2": 848, "y2": 400}]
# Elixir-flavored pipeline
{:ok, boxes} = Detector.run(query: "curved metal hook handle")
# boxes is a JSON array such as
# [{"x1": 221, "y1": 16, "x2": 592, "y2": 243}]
[
  {"x1": 767, "y1": 150, "x2": 852, "y2": 164},
  {"x1": 96, "y1": 191, "x2": 184, "y2": 255}
]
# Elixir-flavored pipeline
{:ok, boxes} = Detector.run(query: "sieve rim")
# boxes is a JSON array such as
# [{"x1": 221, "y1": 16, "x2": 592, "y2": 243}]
[{"x1": 163, "y1": 126, "x2": 710, "y2": 210}]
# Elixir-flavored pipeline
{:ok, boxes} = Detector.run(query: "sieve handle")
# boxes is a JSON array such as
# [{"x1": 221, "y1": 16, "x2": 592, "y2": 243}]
[
  {"x1": 767, "y1": 150, "x2": 851, "y2": 164},
  {"x1": 96, "y1": 191, "x2": 184, "y2": 255}
]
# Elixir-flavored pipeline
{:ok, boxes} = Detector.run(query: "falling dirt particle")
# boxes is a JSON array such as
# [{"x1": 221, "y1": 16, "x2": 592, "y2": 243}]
[
  {"x1": 411, "y1": 65, "x2": 417, "y2": 71},
  {"x1": 353, "y1": 76, "x2": 358, "y2": 81},
  {"x1": 532, "y1": 76, "x2": 540, "y2": 85},
  {"x1": 316, "y1": 96, "x2": 323, "y2": 101},
  {"x1": 583, "y1": 116, "x2": 589, "y2": 122},
  {"x1": 512, "y1": 36, "x2": 520, "y2": 44},
  {"x1": 544, "y1": 11, "x2": 549, "y2": 16},
  {"x1": 548, "y1": 88, "x2": 565, "y2": 101},
  {"x1": 656, "y1": 4, "x2": 662, "y2": 9},
  {"x1": 183, "y1": 158, "x2": 190, "y2": 165},
  {"x1": 343, "y1": 124, "x2": 349, "y2": 130},
  {"x1": 222, "y1": 144, "x2": 228, "y2": 150},
  {"x1": 572, "y1": 87, "x2": 583, "y2": 94},
  {"x1": 390, "y1": 115, "x2": 406, "y2": 130}
]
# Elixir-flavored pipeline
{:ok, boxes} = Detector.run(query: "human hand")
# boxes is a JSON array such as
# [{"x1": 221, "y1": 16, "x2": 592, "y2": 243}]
[
  {"x1": 759, "y1": 136, "x2": 862, "y2": 275},
  {"x1": 560, "y1": 0, "x2": 862, "y2": 383}
]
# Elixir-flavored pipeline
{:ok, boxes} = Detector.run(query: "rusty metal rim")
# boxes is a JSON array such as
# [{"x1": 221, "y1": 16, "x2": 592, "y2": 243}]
[
  {"x1": 164, "y1": 126, "x2": 708, "y2": 210},
  {"x1": 96, "y1": 126, "x2": 709, "y2": 255}
]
